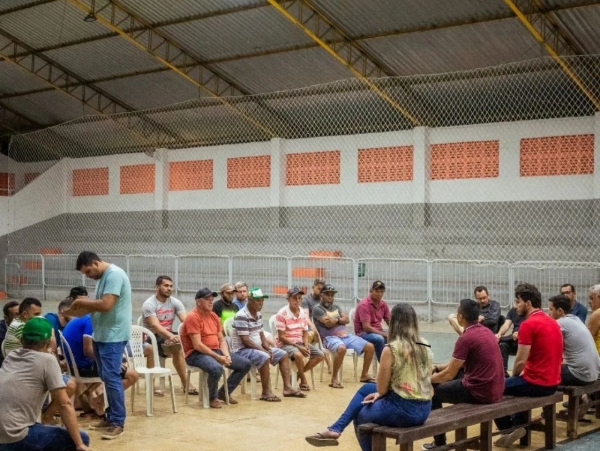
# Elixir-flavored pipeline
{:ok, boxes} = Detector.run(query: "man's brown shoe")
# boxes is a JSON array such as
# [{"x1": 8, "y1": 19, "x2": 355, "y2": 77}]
[
  {"x1": 209, "y1": 399, "x2": 221, "y2": 409},
  {"x1": 89, "y1": 419, "x2": 111, "y2": 430},
  {"x1": 218, "y1": 393, "x2": 237, "y2": 404},
  {"x1": 102, "y1": 425, "x2": 124, "y2": 440}
]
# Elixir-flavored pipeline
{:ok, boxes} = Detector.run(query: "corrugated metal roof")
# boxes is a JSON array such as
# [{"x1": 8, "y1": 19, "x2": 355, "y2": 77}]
[
  {"x1": 214, "y1": 47, "x2": 353, "y2": 94},
  {"x1": 556, "y1": 4, "x2": 600, "y2": 54},
  {"x1": 363, "y1": 17, "x2": 544, "y2": 76},
  {"x1": 118, "y1": 0, "x2": 265, "y2": 25},
  {"x1": 0, "y1": 0, "x2": 108, "y2": 49},
  {"x1": 160, "y1": 6, "x2": 312, "y2": 62},
  {"x1": 2, "y1": 90, "x2": 97, "y2": 125},
  {"x1": 0, "y1": 61, "x2": 51, "y2": 95},
  {"x1": 94, "y1": 70, "x2": 209, "y2": 111},
  {"x1": 42, "y1": 35, "x2": 164, "y2": 79},
  {"x1": 0, "y1": 0, "x2": 52, "y2": 14},
  {"x1": 310, "y1": 0, "x2": 512, "y2": 38}
]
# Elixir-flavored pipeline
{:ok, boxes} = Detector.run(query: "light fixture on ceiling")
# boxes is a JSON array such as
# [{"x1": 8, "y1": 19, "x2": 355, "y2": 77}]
[{"x1": 83, "y1": 0, "x2": 97, "y2": 22}]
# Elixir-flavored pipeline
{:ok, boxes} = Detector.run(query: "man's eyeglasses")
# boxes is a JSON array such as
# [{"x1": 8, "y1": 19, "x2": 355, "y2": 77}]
[{"x1": 561, "y1": 290, "x2": 572, "y2": 295}]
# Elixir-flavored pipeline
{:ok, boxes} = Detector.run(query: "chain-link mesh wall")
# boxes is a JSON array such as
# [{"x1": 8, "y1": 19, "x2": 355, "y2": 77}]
[{"x1": 2, "y1": 55, "x2": 600, "y2": 301}]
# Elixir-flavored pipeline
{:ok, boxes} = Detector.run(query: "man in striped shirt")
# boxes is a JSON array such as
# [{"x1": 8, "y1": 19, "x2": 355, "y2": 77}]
[
  {"x1": 275, "y1": 287, "x2": 324, "y2": 392},
  {"x1": 231, "y1": 287, "x2": 305, "y2": 400},
  {"x1": 3, "y1": 297, "x2": 43, "y2": 356}
]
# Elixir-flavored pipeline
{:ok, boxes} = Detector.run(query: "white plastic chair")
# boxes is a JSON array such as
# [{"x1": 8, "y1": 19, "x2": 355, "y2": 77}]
[
  {"x1": 129, "y1": 325, "x2": 177, "y2": 416},
  {"x1": 1, "y1": 339, "x2": 6, "y2": 358},
  {"x1": 137, "y1": 315, "x2": 169, "y2": 391},
  {"x1": 269, "y1": 315, "x2": 316, "y2": 390},
  {"x1": 317, "y1": 328, "x2": 358, "y2": 384},
  {"x1": 58, "y1": 331, "x2": 108, "y2": 411},
  {"x1": 349, "y1": 308, "x2": 378, "y2": 375},
  {"x1": 178, "y1": 323, "x2": 229, "y2": 408},
  {"x1": 223, "y1": 317, "x2": 258, "y2": 400}
]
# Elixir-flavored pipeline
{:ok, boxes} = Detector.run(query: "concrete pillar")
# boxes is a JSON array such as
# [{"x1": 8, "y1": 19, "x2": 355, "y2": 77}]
[
  {"x1": 412, "y1": 126, "x2": 431, "y2": 227},
  {"x1": 153, "y1": 148, "x2": 169, "y2": 229},
  {"x1": 270, "y1": 138, "x2": 283, "y2": 227}
]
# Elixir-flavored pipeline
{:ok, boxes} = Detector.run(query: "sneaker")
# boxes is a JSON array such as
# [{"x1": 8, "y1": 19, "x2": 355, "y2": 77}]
[
  {"x1": 494, "y1": 427, "x2": 526, "y2": 447},
  {"x1": 421, "y1": 442, "x2": 441, "y2": 450},
  {"x1": 101, "y1": 425, "x2": 124, "y2": 440},
  {"x1": 88, "y1": 419, "x2": 111, "y2": 430}
]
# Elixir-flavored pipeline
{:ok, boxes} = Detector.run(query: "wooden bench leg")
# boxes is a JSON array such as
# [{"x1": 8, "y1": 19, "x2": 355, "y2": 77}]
[
  {"x1": 480, "y1": 421, "x2": 492, "y2": 451},
  {"x1": 543, "y1": 403, "x2": 557, "y2": 449},
  {"x1": 455, "y1": 426, "x2": 467, "y2": 451},
  {"x1": 372, "y1": 433, "x2": 387, "y2": 451},
  {"x1": 399, "y1": 442, "x2": 411, "y2": 451},
  {"x1": 520, "y1": 410, "x2": 532, "y2": 447},
  {"x1": 567, "y1": 395, "x2": 579, "y2": 439}
]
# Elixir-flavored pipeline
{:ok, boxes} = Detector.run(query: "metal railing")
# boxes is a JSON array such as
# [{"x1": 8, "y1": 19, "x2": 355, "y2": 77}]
[{"x1": 4, "y1": 254, "x2": 599, "y2": 321}]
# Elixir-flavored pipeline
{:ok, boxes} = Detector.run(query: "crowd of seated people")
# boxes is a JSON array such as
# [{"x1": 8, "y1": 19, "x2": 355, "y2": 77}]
[{"x1": 2, "y1": 277, "x2": 600, "y2": 451}]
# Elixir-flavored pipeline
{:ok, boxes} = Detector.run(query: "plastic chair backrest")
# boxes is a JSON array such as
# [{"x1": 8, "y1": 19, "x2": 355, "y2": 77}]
[
  {"x1": 223, "y1": 317, "x2": 234, "y2": 338},
  {"x1": 136, "y1": 315, "x2": 143, "y2": 326},
  {"x1": 130, "y1": 325, "x2": 160, "y2": 370},
  {"x1": 58, "y1": 330, "x2": 80, "y2": 378},
  {"x1": 349, "y1": 308, "x2": 356, "y2": 331},
  {"x1": 1, "y1": 339, "x2": 6, "y2": 358},
  {"x1": 268, "y1": 315, "x2": 277, "y2": 339}
]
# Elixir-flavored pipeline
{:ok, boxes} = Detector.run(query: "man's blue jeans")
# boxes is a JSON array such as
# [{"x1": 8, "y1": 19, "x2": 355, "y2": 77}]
[
  {"x1": 329, "y1": 383, "x2": 431, "y2": 451},
  {"x1": 494, "y1": 376, "x2": 557, "y2": 431},
  {"x1": 359, "y1": 333, "x2": 386, "y2": 361},
  {"x1": 93, "y1": 340, "x2": 127, "y2": 427},
  {"x1": 0, "y1": 423, "x2": 90, "y2": 451},
  {"x1": 186, "y1": 350, "x2": 251, "y2": 400}
]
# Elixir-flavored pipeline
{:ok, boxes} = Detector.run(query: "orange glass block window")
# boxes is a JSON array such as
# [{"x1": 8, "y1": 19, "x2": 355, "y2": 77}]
[
  {"x1": 120, "y1": 164, "x2": 155, "y2": 194},
  {"x1": 169, "y1": 160, "x2": 213, "y2": 191},
  {"x1": 72, "y1": 168, "x2": 109, "y2": 197},
  {"x1": 227, "y1": 155, "x2": 271, "y2": 189},
  {"x1": 520, "y1": 134, "x2": 594, "y2": 177},
  {"x1": 430, "y1": 141, "x2": 499, "y2": 180},
  {"x1": 358, "y1": 146, "x2": 413, "y2": 183},
  {"x1": 24, "y1": 172, "x2": 40, "y2": 186},
  {"x1": 286, "y1": 151, "x2": 341, "y2": 186},
  {"x1": 0, "y1": 173, "x2": 15, "y2": 196}
]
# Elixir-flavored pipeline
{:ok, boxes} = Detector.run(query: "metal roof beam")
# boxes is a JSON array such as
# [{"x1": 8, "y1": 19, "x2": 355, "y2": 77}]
[
  {"x1": 0, "y1": 30, "x2": 184, "y2": 150},
  {"x1": 0, "y1": 0, "x2": 56, "y2": 17},
  {"x1": 266, "y1": 0, "x2": 419, "y2": 125},
  {"x1": 505, "y1": 0, "x2": 600, "y2": 110},
  {"x1": 67, "y1": 0, "x2": 277, "y2": 138}
]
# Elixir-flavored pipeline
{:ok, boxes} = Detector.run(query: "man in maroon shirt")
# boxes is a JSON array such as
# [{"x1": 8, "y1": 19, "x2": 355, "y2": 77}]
[
  {"x1": 494, "y1": 283, "x2": 562, "y2": 448},
  {"x1": 422, "y1": 299, "x2": 505, "y2": 450},
  {"x1": 353, "y1": 280, "x2": 390, "y2": 361}
]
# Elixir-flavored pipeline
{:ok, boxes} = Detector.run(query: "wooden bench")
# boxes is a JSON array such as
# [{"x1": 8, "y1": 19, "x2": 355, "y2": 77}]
[
  {"x1": 359, "y1": 393, "x2": 563, "y2": 451},
  {"x1": 557, "y1": 380, "x2": 600, "y2": 439}
]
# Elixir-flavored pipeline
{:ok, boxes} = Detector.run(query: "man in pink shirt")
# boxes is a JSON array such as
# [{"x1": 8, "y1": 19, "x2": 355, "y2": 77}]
[
  {"x1": 353, "y1": 280, "x2": 390, "y2": 361},
  {"x1": 275, "y1": 287, "x2": 324, "y2": 392}
]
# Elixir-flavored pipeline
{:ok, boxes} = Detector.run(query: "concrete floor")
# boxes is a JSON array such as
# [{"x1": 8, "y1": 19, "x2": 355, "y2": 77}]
[{"x1": 2, "y1": 298, "x2": 599, "y2": 450}]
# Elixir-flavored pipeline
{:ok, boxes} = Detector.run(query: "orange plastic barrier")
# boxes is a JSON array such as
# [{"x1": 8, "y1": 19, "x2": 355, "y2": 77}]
[
  {"x1": 40, "y1": 248, "x2": 61, "y2": 254},
  {"x1": 309, "y1": 251, "x2": 342, "y2": 259},
  {"x1": 291, "y1": 268, "x2": 325, "y2": 278}
]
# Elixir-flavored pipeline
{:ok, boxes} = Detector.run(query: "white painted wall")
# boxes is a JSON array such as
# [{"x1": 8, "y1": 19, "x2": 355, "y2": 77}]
[{"x1": 0, "y1": 115, "x2": 597, "y2": 235}]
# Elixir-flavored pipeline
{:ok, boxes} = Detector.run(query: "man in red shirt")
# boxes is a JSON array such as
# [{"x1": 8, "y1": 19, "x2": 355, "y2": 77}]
[
  {"x1": 494, "y1": 283, "x2": 562, "y2": 447},
  {"x1": 180, "y1": 288, "x2": 251, "y2": 408},
  {"x1": 423, "y1": 299, "x2": 505, "y2": 449},
  {"x1": 353, "y1": 281, "x2": 390, "y2": 361}
]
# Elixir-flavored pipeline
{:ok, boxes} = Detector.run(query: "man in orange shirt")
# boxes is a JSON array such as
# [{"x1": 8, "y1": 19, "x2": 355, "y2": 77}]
[{"x1": 180, "y1": 288, "x2": 251, "y2": 408}]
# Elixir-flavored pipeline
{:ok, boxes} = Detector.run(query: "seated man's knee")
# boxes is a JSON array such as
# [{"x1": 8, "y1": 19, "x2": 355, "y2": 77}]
[
  {"x1": 66, "y1": 378, "x2": 77, "y2": 394},
  {"x1": 363, "y1": 342, "x2": 375, "y2": 353},
  {"x1": 336, "y1": 345, "x2": 347, "y2": 355},
  {"x1": 127, "y1": 369, "x2": 140, "y2": 384}
]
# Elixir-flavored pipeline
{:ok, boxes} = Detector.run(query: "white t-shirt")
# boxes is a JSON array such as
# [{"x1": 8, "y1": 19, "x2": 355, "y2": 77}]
[{"x1": 142, "y1": 295, "x2": 185, "y2": 332}]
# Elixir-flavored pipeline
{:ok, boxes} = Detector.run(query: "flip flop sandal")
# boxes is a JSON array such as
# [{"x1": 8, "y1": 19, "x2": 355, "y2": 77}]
[
  {"x1": 299, "y1": 383, "x2": 311, "y2": 391},
  {"x1": 359, "y1": 378, "x2": 377, "y2": 383},
  {"x1": 283, "y1": 391, "x2": 307, "y2": 398},
  {"x1": 328, "y1": 382, "x2": 344, "y2": 389},
  {"x1": 187, "y1": 388, "x2": 199, "y2": 395},
  {"x1": 259, "y1": 395, "x2": 282, "y2": 402},
  {"x1": 305, "y1": 432, "x2": 339, "y2": 447}
]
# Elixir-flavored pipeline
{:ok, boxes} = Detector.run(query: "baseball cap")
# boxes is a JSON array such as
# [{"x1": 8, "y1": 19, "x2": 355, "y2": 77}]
[
  {"x1": 22, "y1": 317, "x2": 53, "y2": 341},
  {"x1": 287, "y1": 286, "x2": 305, "y2": 297},
  {"x1": 69, "y1": 286, "x2": 88, "y2": 298},
  {"x1": 249, "y1": 287, "x2": 269, "y2": 299},
  {"x1": 220, "y1": 283, "x2": 236, "y2": 293},
  {"x1": 371, "y1": 280, "x2": 386, "y2": 290},
  {"x1": 195, "y1": 288, "x2": 219, "y2": 299},
  {"x1": 320, "y1": 283, "x2": 338, "y2": 294},
  {"x1": 313, "y1": 278, "x2": 325, "y2": 286}
]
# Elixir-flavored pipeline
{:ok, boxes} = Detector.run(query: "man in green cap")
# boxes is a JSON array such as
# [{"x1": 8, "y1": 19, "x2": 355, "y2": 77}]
[{"x1": 0, "y1": 317, "x2": 91, "y2": 451}]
